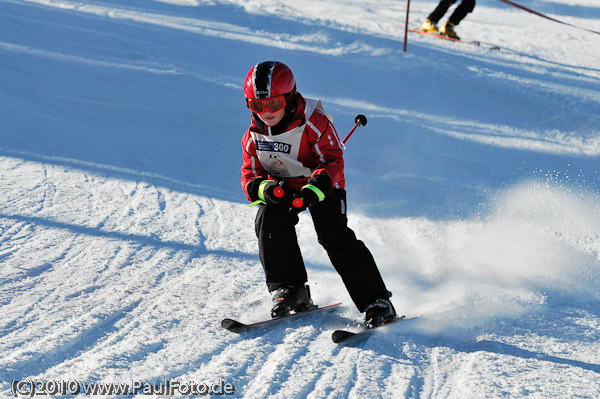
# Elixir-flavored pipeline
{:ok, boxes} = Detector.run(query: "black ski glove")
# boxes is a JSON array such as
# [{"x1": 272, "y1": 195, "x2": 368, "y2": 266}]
[
  {"x1": 248, "y1": 179, "x2": 293, "y2": 208},
  {"x1": 246, "y1": 178, "x2": 266, "y2": 203}
]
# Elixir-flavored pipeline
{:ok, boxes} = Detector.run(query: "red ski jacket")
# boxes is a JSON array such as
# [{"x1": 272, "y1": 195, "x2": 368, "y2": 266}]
[{"x1": 241, "y1": 94, "x2": 345, "y2": 201}]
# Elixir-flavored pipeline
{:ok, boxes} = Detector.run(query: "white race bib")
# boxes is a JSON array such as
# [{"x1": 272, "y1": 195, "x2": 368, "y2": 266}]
[
  {"x1": 252, "y1": 125, "x2": 311, "y2": 178},
  {"x1": 251, "y1": 98, "x2": 330, "y2": 178}
]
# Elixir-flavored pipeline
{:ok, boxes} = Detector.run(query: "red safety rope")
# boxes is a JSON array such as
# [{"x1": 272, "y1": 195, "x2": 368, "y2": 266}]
[{"x1": 497, "y1": 0, "x2": 600, "y2": 35}]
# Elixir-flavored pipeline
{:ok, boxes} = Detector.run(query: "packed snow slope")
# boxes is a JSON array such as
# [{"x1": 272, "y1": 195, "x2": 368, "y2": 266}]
[{"x1": 1, "y1": 0, "x2": 600, "y2": 397}]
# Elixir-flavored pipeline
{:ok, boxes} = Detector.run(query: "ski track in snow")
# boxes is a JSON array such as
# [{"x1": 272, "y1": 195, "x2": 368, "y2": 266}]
[{"x1": 1, "y1": 0, "x2": 600, "y2": 397}]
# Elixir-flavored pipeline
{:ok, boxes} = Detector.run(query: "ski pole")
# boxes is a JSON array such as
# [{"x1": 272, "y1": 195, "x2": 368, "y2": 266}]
[
  {"x1": 292, "y1": 197, "x2": 304, "y2": 209},
  {"x1": 342, "y1": 114, "x2": 368, "y2": 145},
  {"x1": 292, "y1": 114, "x2": 367, "y2": 210},
  {"x1": 250, "y1": 115, "x2": 369, "y2": 209}
]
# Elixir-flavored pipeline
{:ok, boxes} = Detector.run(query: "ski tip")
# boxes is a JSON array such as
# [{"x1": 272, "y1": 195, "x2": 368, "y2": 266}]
[
  {"x1": 221, "y1": 318, "x2": 245, "y2": 332},
  {"x1": 332, "y1": 315, "x2": 408, "y2": 344},
  {"x1": 331, "y1": 330, "x2": 357, "y2": 344}
]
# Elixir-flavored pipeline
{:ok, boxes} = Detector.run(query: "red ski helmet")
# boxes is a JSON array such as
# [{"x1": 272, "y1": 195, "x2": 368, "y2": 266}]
[{"x1": 244, "y1": 61, "x2": 296, "y2": 100}]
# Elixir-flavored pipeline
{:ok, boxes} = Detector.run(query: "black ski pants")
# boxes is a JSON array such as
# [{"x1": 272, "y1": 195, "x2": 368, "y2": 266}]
[
  {"x1": 255, "y1": 189, "x2": 390, "y2": 312},
  {"x1": 428, "y1": 0, "x2": 475, "y2": 25}
]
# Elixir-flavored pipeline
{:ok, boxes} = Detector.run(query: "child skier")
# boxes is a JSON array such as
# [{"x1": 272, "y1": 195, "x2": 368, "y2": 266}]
[{"x1": 240, "y1": 61, "x2": 396, "y2": 328}]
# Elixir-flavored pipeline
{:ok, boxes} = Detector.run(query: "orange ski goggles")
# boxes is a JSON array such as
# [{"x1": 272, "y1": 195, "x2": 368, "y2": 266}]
[{"x1": 247, "y1": 95, "x2": 286, "y2": 114}]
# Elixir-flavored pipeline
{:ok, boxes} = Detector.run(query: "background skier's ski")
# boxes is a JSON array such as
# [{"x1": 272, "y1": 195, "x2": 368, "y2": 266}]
[{"x1": 408, "y1": 29, "x2": 500, "y2": 50}]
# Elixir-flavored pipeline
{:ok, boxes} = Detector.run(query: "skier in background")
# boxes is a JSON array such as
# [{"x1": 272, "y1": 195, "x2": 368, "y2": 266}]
[
  {"x1": 240, "y1": 61, "x2": 397, "y2": 328},
  {"x1": 420, "y1": 0, "x2": 476, "y2": 39}
]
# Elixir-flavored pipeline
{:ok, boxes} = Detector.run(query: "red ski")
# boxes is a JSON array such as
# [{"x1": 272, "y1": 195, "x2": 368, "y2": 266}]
[
  {"x1": 408, "y1": 28, "x2": 500, "y2": 50},
  {"x1": 408, "y1": 28, "x2": 460, "y2": 42}
]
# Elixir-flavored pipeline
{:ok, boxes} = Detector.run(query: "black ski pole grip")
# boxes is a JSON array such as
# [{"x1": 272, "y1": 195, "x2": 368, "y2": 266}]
[{"x1": 355, "y1": 114, "x2": 367, "y2": 126}]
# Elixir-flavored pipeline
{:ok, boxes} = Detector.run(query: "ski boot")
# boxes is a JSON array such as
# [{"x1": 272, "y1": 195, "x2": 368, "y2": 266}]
[
  {"x1": 364, "y1": 299, "x2": 397, "y2": 329},
  {"x1": 271, "y1": 285, "x2": 314, "y2": 318},
  {"x1": 440, "y1": 21, "x2": 460, "y2": 40},
  {"x1": 419, "y1": 19, "x2": 438, "y2": 33}
]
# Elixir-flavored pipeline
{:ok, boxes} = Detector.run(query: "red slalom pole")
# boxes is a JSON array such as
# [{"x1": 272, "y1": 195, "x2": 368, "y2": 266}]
[{"x1": 404, "y1": 0, "x2": 411, "y2": 52}]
